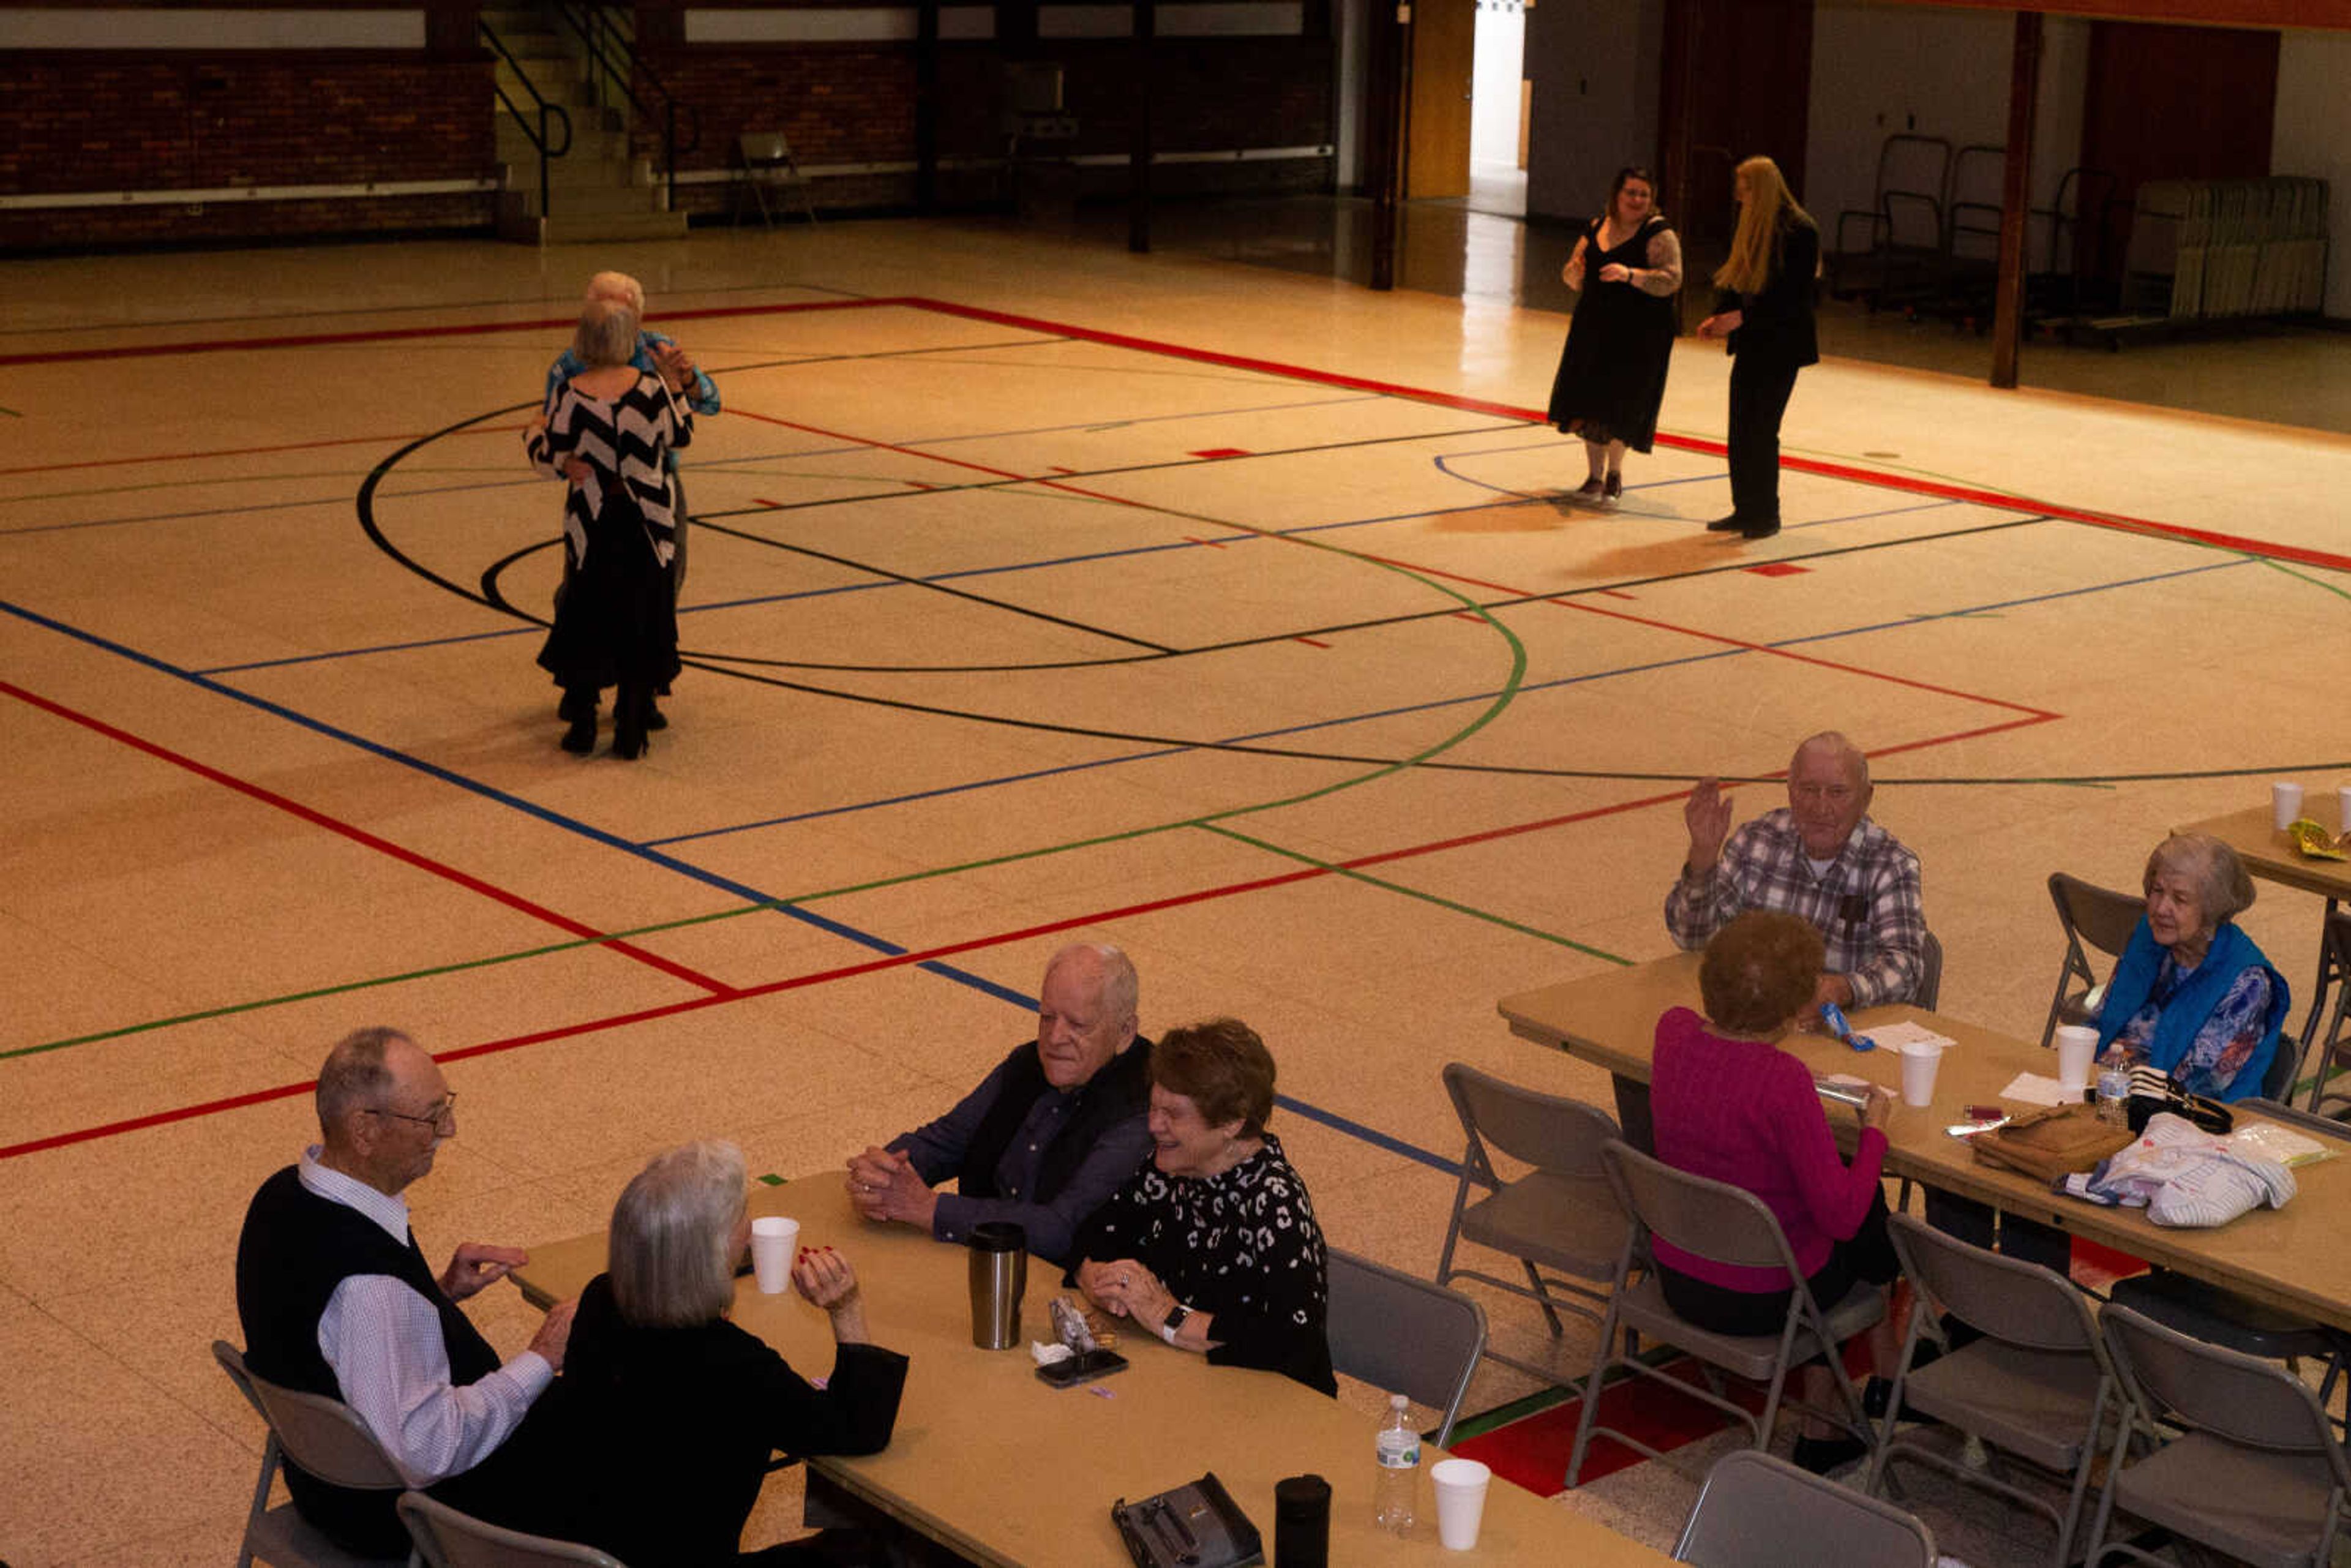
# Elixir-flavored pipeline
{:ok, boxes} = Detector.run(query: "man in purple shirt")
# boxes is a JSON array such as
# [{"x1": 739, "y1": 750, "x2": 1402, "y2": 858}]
[{"x1": 845, "y1": 944, "x2": 1152, "y2": 1264}]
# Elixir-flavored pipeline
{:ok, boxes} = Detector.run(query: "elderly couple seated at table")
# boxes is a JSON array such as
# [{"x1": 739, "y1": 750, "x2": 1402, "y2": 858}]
[{"x1": 843, "y1": 943, "x2": 1337, "y2": 1392}]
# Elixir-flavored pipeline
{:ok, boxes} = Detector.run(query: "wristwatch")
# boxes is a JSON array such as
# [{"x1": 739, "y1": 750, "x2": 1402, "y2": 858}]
[{"x1": 1160, "y1": 1302, "x2": 1191, "y2": 1343}]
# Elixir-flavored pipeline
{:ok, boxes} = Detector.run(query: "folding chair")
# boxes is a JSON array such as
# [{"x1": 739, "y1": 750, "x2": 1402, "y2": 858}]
[
  {"x1": 2104, "y1": 1097, "x2": 2350, "y2": 1435},
  {"x1": 1869, "y1": 1214, "x2": 2121, "y2": 1566},
  {"x1": 212, "y1": 1340, "x2": 413, "y2": 1568},
  {"x1": 2041, "y1": 872, "x2": 2147, "y2": 1048},
  {"x1": 2302, "y1": 908, "x2": 2351, "y2": 1114},
  {"x1": 734, "y1": 131, "x2": 817, "y2": 226},
  {"x1": 1436, "y1": 1062, "x2": 1627, "y2": 1380},
  {"x1": 1566, "y1": 1141, "x2": 1883, "y2": 1487},
  {"x1": 399, "y1": 1493, "x2": 624, "y2": 1568},
  {"x1": 2088, "y1": 1304, "x2": 2351, "y2": 1568},
  {"x1": 1327, "y1": 1248, "x2": 1487, "y2": 1447},
  {"x1": 1675, "y1": 1449, "x2": 1936, "y2": 1568},
  {"x1": 1913, "y1": 928, "x2": 1943, "y2": 1011}
]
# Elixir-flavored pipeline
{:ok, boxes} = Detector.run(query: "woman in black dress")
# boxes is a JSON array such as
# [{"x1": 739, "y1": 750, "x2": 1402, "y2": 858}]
[
  {"x1": 501, "y1": 1141, "x2": 907, "y2": 1566},
  {"x1": 527, "y1": 298, "x2": 691, "y2": 759},
  {"x1": 1547, "y1": 166, "x2": 1683, "y2": 507},
  {"x1": 1697, "y1": 155, "x2": 1820, "y2": 541},
  {"x1": 1067, "y1": 1018, "x2": 1335, "y2": 1395}
]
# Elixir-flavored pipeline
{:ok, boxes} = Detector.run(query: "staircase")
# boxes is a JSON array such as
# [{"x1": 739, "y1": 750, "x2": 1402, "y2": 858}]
[{"x1": 484, "y1": 5, "x2": 688, "y2": 246}]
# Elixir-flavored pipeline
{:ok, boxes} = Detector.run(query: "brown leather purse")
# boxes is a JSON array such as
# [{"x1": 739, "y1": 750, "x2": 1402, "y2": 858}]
[{"x1": 1971, "y1": 1104, "x2": 2135, "y2": 1184}]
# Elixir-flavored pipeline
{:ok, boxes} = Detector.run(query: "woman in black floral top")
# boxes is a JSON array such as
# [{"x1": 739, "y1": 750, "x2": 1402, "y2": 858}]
[{"x1": 1067, "y1": 1018, "x2": 1335, "y2": 1395}]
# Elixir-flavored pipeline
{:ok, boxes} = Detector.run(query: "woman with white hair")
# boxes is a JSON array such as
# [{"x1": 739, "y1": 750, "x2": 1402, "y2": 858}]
[
  {"x1": 1695, "y1": 154, "x2": 1818, "y2": 542},
  {"x1": 506, "y1": 1140, "x2": 906, "y2": 1565},
  {"x1": 2095, "y1": 833, "x2": 2291, "y2": 1102},
  {"x1": 527, "y1": 298, "x2": 691, "y2": 759}
]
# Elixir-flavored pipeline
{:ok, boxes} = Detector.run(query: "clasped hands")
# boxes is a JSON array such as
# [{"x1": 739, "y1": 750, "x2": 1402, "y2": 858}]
[
  {"x1": 845, "y1": 1146, "x2": 940, "y2": 1229},
  {"x1": 1076, "y1": 1257, "x2": 1174, "y2": 1329}
]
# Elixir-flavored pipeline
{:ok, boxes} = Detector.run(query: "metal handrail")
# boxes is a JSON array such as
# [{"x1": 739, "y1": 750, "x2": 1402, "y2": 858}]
[
  {"x1": 480, "y1": 20, "x2": 574, "y2": 218},
  {"x1": 552, "y1": 1, "x2": 700, "y2": 214}
]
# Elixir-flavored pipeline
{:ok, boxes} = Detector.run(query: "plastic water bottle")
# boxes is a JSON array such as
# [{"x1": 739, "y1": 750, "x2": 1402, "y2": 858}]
[
  {"x1": 2097, "y1": 1057, "x2": 2133, "y2": 1127},
  {"x1": 1373, "y1": 1392, "x2": 1419, "y2": 1535}
]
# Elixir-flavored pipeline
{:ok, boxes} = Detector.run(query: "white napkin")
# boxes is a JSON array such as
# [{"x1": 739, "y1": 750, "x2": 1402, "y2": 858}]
[
  {"x1": 1998, "y1": 1072, "x2": 2077, "y2": 1107},
  {"x1": 1868, "y1": 1022, "x2": 1957, "y2": 1051}
]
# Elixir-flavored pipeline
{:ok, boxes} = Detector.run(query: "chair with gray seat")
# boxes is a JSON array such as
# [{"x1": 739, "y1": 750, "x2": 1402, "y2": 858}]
[
  {"x1": 2041, "y1": 872, "x2": 2147, "y2": 1048},
  {"x1": 1675, "y1": 1448, "x2": 1936, "y2": 1567},
  {"x1": 212, "y1": 1340, "x2": 413, "y2": 1568},
  {"x1": 1566, "y1": 1141, "x2": 1883, "y2": 1487},
  {"x1": 1436, "y1": 1062, "x2": 1628, "y2": 1380},
  {"x1": 2301, "y1": 908, "x2": 2351, "y2": 1114},
  {"x1": 1912, "y1": 928, "x2": 1944, "y2": 1010},
  {"x1": 1327, "y1": 1247, "x2": 1487, "y2": 1447},
  {"x1": 1868, "y1": 1213, "x2": 2121, "y2": 1566},
  {"x1": 398, "y1": 1493, "x2": 625, "y2": 1568},
  {"x1": 733, "y1": 131, "x2": 817, "y2": 226},
  {"x1": 2105, "y1": 1097, "x2": 2349, "y2": 1433},
  {"x1": 2087, "y1": 1302, "x2": 2351, "y2": 1568}
]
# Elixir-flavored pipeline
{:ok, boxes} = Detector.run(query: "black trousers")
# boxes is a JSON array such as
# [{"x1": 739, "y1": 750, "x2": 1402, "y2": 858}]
[{"x1": 1727, "y1": 353, "x2": 1802, "y2": 524}]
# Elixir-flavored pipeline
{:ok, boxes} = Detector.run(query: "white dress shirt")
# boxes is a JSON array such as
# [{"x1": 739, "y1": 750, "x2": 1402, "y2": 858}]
[{"x1": 299, "y1": 1147, "x2": 550, "y2": 1487}]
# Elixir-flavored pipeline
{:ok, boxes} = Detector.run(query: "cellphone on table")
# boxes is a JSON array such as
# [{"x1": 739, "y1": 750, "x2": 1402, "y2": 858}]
[{"x1": 1035, "y1": 1349, "x2": 1128, "y2": 1389}]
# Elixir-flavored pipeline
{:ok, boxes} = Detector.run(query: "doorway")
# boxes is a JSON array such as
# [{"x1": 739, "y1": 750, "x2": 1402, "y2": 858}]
[{"x1": 1468, "y1": 0, "x2": 1527, "y2": 216}]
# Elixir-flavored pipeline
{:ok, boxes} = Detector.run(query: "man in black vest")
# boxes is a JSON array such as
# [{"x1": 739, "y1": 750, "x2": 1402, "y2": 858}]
[
  {"x1": 234, "y1": 1027, "x2": 576, "y2": 1557},
  {"x1": 846, "y1": 943, "x2": 1151, "y2": 1264}
]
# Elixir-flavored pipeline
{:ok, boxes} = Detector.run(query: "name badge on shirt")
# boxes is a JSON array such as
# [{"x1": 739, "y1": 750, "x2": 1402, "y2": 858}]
[{"x1": 1839, "y1": 893, "x2": 1867, "y2": 926}]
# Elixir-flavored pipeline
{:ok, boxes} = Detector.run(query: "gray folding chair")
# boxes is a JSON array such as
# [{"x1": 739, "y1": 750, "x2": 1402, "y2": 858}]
[
  {"x1": 2088, "y1": 1304, "x2": 2351, "y2": 1568},
  {"x1": 1567, "y1": 1141, "x2": 1884, "y2": 1487},
  {"x1": 1869, "y1": 1214, "x2": 2120, "y2": 1566},
  {"x1": 1327, "y1": 1247, "x2": 1487, "y2": 1447},
  {"x1": 2303, "y1": 909, "x2": 2351, "y2": 1114},
  {"x1": 2105, "y1": 1097, "x2": 2350, "y2": 1433},
  {"x1": 734, "y1": 131, "x2": 817, "y2": 226},
  {"x1": 2042, "y1": 872, "x2": 2146, "y2": 1048},
  {"x1": 398, "y1": 1493, "x2": 625, "y2": 1568},
  {"x1": 212, "y1": 1340, "x2": 413, "y2": 1568},
  {"x1": 1911, "y1": 928, "x2": 1943, "y2": 1010},
  {"x1": 1436, "y1": 1062, "x2": 1628, "y2": 1380},
  {"x1": 1675, "y1": 1448, "x2": 1937, "y2": 1568}
]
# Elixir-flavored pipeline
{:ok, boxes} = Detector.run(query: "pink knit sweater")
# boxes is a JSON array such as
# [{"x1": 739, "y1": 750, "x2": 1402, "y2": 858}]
[{"x1": 1648, "y1": 1007, "x2": 1888, "y2": 1292}]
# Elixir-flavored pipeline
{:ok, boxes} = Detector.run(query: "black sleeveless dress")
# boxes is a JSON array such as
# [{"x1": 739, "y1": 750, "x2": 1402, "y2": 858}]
[{"x1": 1547, "y1": 213, "x2": 1678, "y2": 452}]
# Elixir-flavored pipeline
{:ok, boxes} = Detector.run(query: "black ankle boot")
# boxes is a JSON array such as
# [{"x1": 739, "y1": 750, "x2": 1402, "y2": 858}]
[
  {"x1": 559, "y1": 689, "x2": 598, "y2": 754},
  {"x1": 613, "y1": 684, "x2": 651, "y2": 760}
]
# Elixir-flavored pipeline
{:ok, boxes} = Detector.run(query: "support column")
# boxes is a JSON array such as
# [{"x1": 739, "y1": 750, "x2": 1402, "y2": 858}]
[
  {"x1": 1990, "y1": 10, "x2": 2042, "y2": 389},
  {"x1": 1129, "y1": 0, "x2": 1155, "y2": 252}
]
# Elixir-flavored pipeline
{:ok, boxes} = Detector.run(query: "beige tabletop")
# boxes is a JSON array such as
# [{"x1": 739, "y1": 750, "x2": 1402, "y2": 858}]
[
  {"x1": 1499, "y1": 953, "x2": 2351, "y2": 1331},
  {"x1": 515, "y1": 1179, "x2": 1675, "y2": 1567},
  {"x1": 2177, "y1": 797, "x2": 2351, "y2": 902}
]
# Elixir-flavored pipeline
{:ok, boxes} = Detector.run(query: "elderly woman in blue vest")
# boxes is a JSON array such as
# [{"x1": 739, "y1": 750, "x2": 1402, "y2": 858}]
[{"x1": 2096, "y1": 833, "x2": 2290, "y2": 1101}]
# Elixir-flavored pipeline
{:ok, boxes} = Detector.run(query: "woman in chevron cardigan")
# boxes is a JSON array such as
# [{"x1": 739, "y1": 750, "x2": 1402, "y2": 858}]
[{"x1": 526, "y1": 299, "x2": 693, "y2": 760}]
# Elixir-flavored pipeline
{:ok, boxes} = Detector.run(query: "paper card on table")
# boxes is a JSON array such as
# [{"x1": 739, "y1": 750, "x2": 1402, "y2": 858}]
[
  {"x1": 1867, "y1": 1022, "x2": 1958, "y2": 1051},
  {"x1": 1999, "y1": 1072, "x2": 2077, "y2": 1108}
]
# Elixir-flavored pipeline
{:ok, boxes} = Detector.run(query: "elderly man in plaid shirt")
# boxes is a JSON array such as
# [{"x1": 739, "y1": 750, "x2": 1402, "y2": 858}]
[{"x1": 1666, "y1": 730, "x2": 1926, "y2": 1014}]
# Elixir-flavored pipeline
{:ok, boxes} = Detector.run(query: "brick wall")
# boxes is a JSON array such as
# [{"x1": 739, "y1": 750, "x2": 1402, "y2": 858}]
[
  {"x1": 0, "y1": 52, "x2": 494, "y2": 251},
  {"x1": 643, "y1": 35, "x2": 1334, "y2": 218}
]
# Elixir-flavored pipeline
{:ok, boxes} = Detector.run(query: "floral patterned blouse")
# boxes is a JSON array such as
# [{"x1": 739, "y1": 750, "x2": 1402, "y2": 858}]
[
  {"x1": 1066, "y1": 1133, "x2": 1335, "y2": 1394},
  {"x1": 2112, "y1": 956, "x2": 2274, "y2": 1100}
]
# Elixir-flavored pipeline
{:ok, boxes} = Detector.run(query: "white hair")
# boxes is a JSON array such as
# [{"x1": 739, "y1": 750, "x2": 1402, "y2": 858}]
[
  {"x1": 584, "y1": 270, "x2": 646, "y2": 313},
  {"x1": 608, "y1": 1140, "x2": 747, "y2": 1328}
]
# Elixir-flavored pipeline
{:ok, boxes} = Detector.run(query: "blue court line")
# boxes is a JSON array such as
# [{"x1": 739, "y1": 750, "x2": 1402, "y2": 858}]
[
  {"x1": 1, "y1": 594, "x2": 1459, "y2": 1175},
  {"x1": 643, "y1": 553, "x2": 2251, "y2": 846}
]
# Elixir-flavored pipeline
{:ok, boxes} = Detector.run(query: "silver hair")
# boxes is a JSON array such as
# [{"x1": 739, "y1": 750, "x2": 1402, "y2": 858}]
[
  {"x1": 1048, "y1": 942, "x2": 1139, "y2": 1024},
  {"x1": 316, "y1": 1026, "x2": 408, "y2": 1140},
  {"x1": 608, "y1": 1140, "x2": 748, "y2": 1329},
  {"x1": 2145, "y1": 833, "x2": 2255, "y2": 928},
  {"x1": 1793, "y1": 730, "x2": 1870, "y2": 787},
  {"x1": 573, "y1": 299, "x2": 640, "y2": 369},
  {"x1": 584, "y1": 270, "x2": 646, "y2": 313}
]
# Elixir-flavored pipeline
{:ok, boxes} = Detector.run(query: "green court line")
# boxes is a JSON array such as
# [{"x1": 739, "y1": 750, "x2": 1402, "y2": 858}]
[
  {"x1": 1443, "y1": 1343, "x2": 1685, "y2": 1444},
  {"x1": 2261, "y1": 557, "x2": 2351, "y2": 601},
  {"x1": 7, "y1": 520, "x2": 1536, "y2": 1062},
  {"x1": 1196, "y1": 822, "x2": 1632, "y2": 967}
]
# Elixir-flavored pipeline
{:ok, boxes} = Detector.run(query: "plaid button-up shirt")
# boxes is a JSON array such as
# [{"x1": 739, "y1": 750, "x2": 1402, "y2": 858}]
[{"x1": 1664, "y1": 808, "x2": 1927, "y2": 1008}]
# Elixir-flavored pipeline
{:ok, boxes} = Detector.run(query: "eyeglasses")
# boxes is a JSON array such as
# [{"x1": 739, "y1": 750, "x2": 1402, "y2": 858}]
[{"x1": 366, "y1": 1092, "x2": 457, "y2": 1133}]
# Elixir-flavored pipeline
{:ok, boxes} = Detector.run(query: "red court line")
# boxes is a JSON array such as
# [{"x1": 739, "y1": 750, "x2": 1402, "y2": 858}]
[
  {"x1": 0, "y1": 296, "x2": 898, "y2": 369},
  {"x1": 0, "y1": 680, "x2": 734, "y2": 999},
  {"x1": 0, "y1": 702, "x2": 2051, "y2": 1163},
  {"x1": 0, "y1": 429, "x2": 455, "y2": 479},
  {"x1": 18, "y1": 292, "x2": 2344, "y2": 572},
  {"x1": 896, "y1": 296, "x2": 2351, "y2": 577}
]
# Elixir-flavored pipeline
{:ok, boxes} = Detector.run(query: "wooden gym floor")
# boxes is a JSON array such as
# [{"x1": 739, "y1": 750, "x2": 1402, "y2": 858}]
[{"x1": 2, "y1": 214, "x2": 2346, "y2": 1565}]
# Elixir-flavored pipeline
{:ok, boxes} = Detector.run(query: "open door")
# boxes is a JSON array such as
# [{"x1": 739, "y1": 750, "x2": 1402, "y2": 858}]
[{"x1": 1406, "y1": 0, "x2": 1474, "y2": 199}]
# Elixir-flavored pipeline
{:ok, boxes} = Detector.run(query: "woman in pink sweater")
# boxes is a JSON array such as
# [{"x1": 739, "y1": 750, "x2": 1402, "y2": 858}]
[{"x1": 1651, "y1": 909, "x2": 1899, "y2": 1471}]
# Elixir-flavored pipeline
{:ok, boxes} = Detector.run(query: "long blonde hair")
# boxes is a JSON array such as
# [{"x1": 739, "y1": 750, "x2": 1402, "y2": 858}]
[{"x1": 1712, "y1": 156, "x2": 1813, "y2": 295}]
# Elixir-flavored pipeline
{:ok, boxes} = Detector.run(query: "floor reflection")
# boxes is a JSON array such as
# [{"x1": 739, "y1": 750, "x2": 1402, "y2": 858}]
[{"x1": 1072, "y1": 191, "x2": 2351, "y2": 434}]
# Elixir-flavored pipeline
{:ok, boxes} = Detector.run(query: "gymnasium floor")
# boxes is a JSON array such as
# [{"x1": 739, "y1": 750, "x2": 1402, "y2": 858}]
[{"x1": 2, "y1": 214, "x2": 2347, "y2": 1566}]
